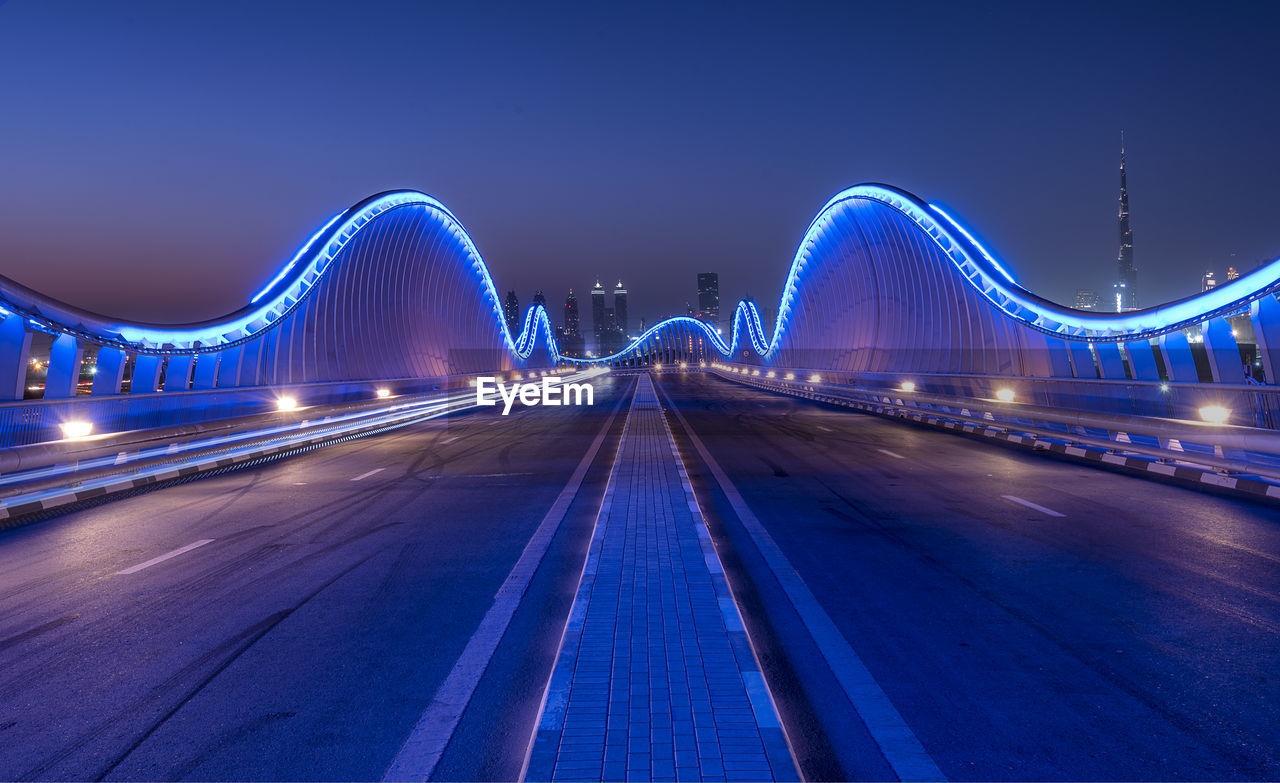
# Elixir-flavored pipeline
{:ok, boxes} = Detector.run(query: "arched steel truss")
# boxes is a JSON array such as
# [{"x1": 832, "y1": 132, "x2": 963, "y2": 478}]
[
  {"x1": 574, "y1": 184, "x2": 1280, "y2": 384},
  {"x1": 0, "y1": 191, "x2": 561, "y2": 398},
  {"x1": 5, "y1": 183, "x2": 1280, "y2": 402}
]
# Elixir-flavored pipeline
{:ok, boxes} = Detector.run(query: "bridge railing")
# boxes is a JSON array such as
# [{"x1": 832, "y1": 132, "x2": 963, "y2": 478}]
[
  {"x1": 709, "y1": 364, "x2": 1280, "y2": 428},
  {"x1": 711, "y1": 365, "x2": 1280, "y2": 483}
]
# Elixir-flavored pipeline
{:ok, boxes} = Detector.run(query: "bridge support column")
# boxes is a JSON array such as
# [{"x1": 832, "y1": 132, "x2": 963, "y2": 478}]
[
  {"x1": 0, "y1": 316, "x2": 32, "y2": 400},
  {"x1": 192, "y1": 354, "x2": 220, "y2": 389},
  {"x1": 1094, "y1": 342, "x2": 1128, "y2": 380},
  {"x1": 44, "y1": 334, "x2": 84, "y2": 399},
  {"x1": 216, "y1": 346, "x2": 243, "y2": 388},
  {"x1": 131, "y1": 354, "x2": 163, "y2": 394},
  {"x1": 1041, "y1": 336, "x2": 1074, "y2": 378},
  {"x1": 1123, "y1": 340, "x2": 1160, "y2": 381},
  {"x1": 1201, "y1": 318, "x2": 1243, "y2": 384},
  {"x1": 1250, "y1": 296, "x2": 1280, "y2": 383},
  {"x1": 163, "y1": 355, "x2": 194, "y2": 391},
  {"x1": 237, "y1": 341, "x2": 264, "y2": 387},
  {"x1": 92, "y1": 347, "x2": 127, "y2": 396},
  {"x1": 1065, "y1": 341, "x2": 1097, "y2": 379},
  {"x1": 1158, "y1": 332, "x2": 1198, "y2": 382}
]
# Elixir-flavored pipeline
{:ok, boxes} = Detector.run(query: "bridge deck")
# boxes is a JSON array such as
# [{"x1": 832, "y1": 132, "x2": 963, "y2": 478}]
[{"x1": 525, "y1": 376, "x2": 796, "y2": 782}]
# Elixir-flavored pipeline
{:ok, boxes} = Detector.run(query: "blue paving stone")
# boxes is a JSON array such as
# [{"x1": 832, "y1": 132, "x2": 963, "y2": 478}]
[{"x1": 526, "y1": 379, "x2": 796, "y2": 782}]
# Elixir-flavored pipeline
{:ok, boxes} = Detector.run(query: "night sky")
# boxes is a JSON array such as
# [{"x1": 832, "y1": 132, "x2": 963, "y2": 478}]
[{"x1": 1, "y1": 0, "x2": 1278, "y2": 330}]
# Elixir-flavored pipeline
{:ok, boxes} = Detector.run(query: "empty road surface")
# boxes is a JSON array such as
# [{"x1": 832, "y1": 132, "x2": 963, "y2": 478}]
[{"x1": 1, "y1": 372, "x2": 1277, "y2": 781}]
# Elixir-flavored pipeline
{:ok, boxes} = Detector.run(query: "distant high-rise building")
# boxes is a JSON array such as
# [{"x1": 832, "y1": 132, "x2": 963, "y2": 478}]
[
  {"x1": 613, "y1": 280, "x2": 628, "y2": 335},
  {"x1": 697, "y1": 273, "x2": 720, "y2": 328},
  {"x1": 558, "y1": 288, "x2": 585, "y2": 356},
  {"x1": 1074, "y1": 289, "x2": 1099, "y2": 310},
  {"x1": 591, "y1": 279, "x2": 606, "y2": 338},
  {"x1": 533, "y1": 290, "x2": 547, "y2": 310},
  {"x1": 1114, "y1": 135, "x2": 1138, "y2": 311},
  {"x1": 1202, "y1": 270, "x2": 1218, "y2": 292},
  {"x1": 1227, "y1": 266, "x2": 1240, "y2": 282},
  {"x1": 564, "y1": 289, "x2": 580, "y2": 336},
  {"x1": 503, "y1": 289, "x2": 520, "y2": 335}
]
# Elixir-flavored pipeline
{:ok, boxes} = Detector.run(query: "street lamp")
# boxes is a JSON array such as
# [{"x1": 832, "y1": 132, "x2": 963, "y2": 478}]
[
  {"x1": 60, "y1": 421, "x2": 93, "y2": 439},
  {"x1": 1199, "y1": 405, "x2": 1230, "y2": 424}
]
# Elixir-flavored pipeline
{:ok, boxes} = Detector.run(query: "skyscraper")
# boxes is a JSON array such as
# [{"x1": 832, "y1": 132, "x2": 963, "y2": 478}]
[
  {"x1": 1202, "y1": 270, "x2": 1218, "y2": 292},
  {"x1": 533, "y1": 290, "x2": 547, "y2": 310},
  {"x1": 559, "y1": 288, "x2": 585, "y2": 356},
  {"x1": 591, "y1": 279, "x2": 606, "y2": 338},
  {"x1": 503, "y1": 289, "x2": 520, "y2": 335},
  {"x1": 564, "y1": 289, "x2": 580, "y2": 336},
  {"x1": 1114, "y1": 135, "x2": 1138, "y2": 311},
  {"x1": 613, "y1": 280, "x2": 628, "y2": 336},
  {"x1": 697, "y1": 273, "x2": 719, "y2": 329},
  {"x1": 1074, "y1": 289, "x2": 1099, "y2": 310}
]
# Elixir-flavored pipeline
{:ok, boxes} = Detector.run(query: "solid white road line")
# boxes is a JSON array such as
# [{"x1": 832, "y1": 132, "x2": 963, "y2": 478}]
[
  {"x1": 383, "y1": 390, "x2": 630, "y2": 783},
  {"x1": 441, "y1": 436, "x2": 460, "y2": 444},
  {"x1": 877, "y1": 448, "x2": 906, "y2": 460},
  {"x1": 656, "y1": 382, "x2": 945, "y2": 782},
  {"x1": 117, "y1": 539, "x2": 215, "y2": 575},
  {"x1": 1001, "y1": 494, "x2": 1066, "y2": 517},
  {"x1": 817, "y1": 425, "x2": 833, "y2": 432},
  {"x1": 351, "y1": 468, "x2": 385, "y2": 481}
]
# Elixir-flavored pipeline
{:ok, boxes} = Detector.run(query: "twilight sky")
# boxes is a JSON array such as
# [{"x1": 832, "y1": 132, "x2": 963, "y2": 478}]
[{"x1": 1, "y1": 0, "x2": 1278, "y2": 330}]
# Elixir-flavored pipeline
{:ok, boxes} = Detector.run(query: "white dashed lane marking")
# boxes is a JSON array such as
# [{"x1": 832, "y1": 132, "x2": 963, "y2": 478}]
[
  {"x1": 1002, "y1": 495, "x2": 1065, "y2": 517},
  {"x1": 117, "y1": 539, "x2": 215, "y2": 575},
  {"x1": 877, "y1": 448, "x2": 906, "y2": 460},
  {"x1": 351, "y1": 468, "x2": 385, "y2": 481}
]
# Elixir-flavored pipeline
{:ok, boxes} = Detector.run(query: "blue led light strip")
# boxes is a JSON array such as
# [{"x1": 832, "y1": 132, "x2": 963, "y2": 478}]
[{"x1": 4, "y1": 184, "x2": 1278, "y2": 365}]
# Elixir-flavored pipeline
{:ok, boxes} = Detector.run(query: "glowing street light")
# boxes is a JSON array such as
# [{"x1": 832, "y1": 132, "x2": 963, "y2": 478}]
[
  {"x1": 376, "y1": 388, "x2": 391, "y2": 398},
  {"x1": 900, "y1": 380, "x2": 916, "y2": 392},
  {"x1": 276, "y1": 396, "x2": 298, "y2": 411},
  {"x1": 60, "y1": 421, "x2": 93, "y2": 439},
  {"x1": 994, "y1": 388, "x2": 1015, "y2": 402},
  {"x1": 1199, "y1": 405, "x2": 1231, "y2": 424},
  {"x1": 809, "y1": 374, "x2": 822, "y2": 383}
]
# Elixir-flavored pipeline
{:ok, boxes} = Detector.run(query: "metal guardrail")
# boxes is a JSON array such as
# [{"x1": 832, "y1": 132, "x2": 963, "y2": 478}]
[{"x1": 710, "y1": 367, "x2": 1280, "y2": 483}]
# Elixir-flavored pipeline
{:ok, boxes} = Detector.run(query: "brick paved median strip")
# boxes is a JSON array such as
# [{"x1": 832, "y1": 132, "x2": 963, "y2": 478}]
[{"x1": 525, "y1": 376, "x2": 798, "y2": 783}]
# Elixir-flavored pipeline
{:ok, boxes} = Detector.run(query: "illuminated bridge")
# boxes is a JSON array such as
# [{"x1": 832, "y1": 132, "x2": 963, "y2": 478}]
[{"x1": 1, "y1": 186, "x2": 1279, "y2": 782}]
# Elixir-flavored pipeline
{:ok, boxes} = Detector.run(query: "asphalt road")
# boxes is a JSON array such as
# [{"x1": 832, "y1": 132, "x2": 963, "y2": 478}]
[
  {"x1": 0, "y1": 375, "x2": 634, "y2": 782},
  {"x1": 657, "y1": 372, "x2": 1280, "y2": 781},
  {"x1": 3, "y1": 370, "x2": 1279, "y2": 781}
]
